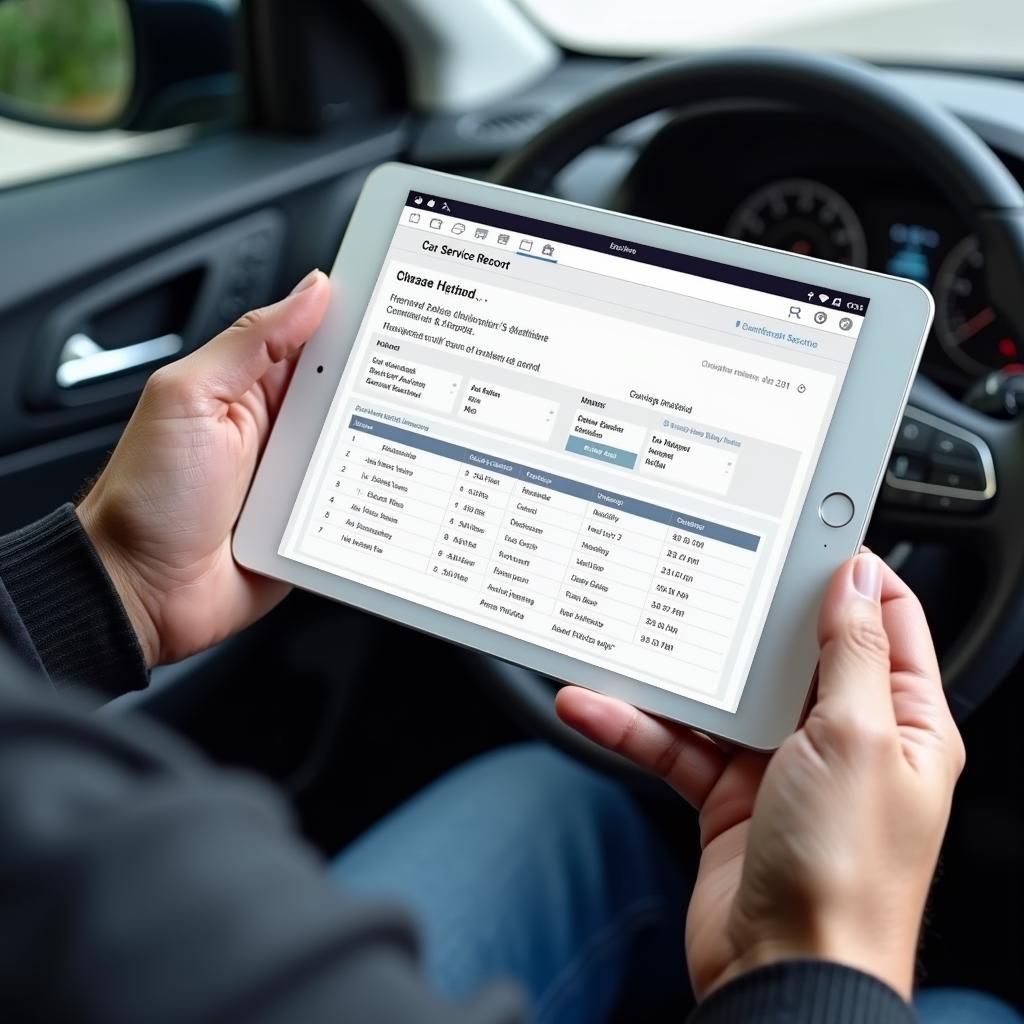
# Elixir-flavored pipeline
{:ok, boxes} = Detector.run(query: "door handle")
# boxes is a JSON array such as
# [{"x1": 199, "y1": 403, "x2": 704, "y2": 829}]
[{"x1": 55, "y1": 332, "x2": 183, "y2": 388}]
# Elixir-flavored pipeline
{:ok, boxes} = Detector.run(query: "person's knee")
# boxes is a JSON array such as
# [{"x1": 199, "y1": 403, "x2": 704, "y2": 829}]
[
  {"x1": 334, "y1": 740, "x2": 671, "y2": 917},
  {"x1": 459, "y1": 743, "x2": 676, "y2": 904},
  {"x1": 915, "y1": 988, "x2": 1024, "y2": 1024},
  {"x1": 455, "y1": 742, "x2": 636, "y2": 838}
]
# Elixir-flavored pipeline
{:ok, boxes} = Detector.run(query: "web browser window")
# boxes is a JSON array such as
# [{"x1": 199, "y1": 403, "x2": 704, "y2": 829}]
[{"x1": 280, "y1": 191, "x2": 870, "y2": 712}]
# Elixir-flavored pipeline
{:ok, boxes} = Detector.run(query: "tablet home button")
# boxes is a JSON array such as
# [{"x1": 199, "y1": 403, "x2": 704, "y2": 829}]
[{"x1": 819, "y1": 492, "x2": 855, "y2": 528}]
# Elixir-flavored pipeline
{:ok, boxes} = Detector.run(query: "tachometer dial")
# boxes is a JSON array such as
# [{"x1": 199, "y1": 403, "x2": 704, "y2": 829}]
[
  {"x1": 726, "y1": 178, "x2": 868, "y2": 267},
  {"x1": 934, "y1": 236, "x2": 1023, "y2": 376}
]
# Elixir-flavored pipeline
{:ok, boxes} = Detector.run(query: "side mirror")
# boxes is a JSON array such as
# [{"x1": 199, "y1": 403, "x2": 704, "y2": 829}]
[
  {"x1": 0, "y1": 0, "x2": 236, "y2": 132},
  {"x1": 0, "y1": 0, "x2": 135, "y2": 129}
]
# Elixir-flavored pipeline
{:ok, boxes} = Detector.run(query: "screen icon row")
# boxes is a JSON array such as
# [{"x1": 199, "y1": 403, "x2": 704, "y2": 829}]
[
  {"x1": 407, "y1": 211, "x2": 533, "y2": 252},
  {"x1": 786, "y1": 306, "x2": 855, "y2": 331}
]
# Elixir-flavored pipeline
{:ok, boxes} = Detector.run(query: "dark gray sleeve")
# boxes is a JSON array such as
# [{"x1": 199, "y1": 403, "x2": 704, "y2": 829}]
[
  {"x1": 0, "y1": 641, "x2": 524, "y2": 1024},
  {"x1": 0, "y1": 504, "x2": 148, "y2": 703},
  {"x1": 688, "y1": 960, "x2": 916, "y2": 1024}
]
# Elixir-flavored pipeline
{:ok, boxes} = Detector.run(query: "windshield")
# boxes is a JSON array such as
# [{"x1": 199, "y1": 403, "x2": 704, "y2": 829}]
[{"x1": 517, "y1": 0, "x2": 1023, "y2": 68}]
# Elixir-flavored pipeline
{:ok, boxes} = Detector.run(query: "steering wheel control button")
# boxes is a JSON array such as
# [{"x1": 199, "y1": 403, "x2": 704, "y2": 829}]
[
  {"x1": 929, "y1": 461, "x2": 986, "y2": 491},
  {"x1": 923, "y1": 493, "x2": 979, "y2": 513},
  {"x1": 889, "y1": 453, "x2": 928, "y2": 482},
  {"x1": 932, "y1": 432, "x2": 977, "y2": 462},
  {"x1": 881, "y1": 484, "x2": 922, "y2": 507},
  {"x1": 884, "y1": 408, "x2": 995, "y2": 512},
  {"x1": 819, "y1": 492, "x2": 855, "y2": 528},
  {"x1": 893, "y1": 418, "x2": 934, "y2": 455}
]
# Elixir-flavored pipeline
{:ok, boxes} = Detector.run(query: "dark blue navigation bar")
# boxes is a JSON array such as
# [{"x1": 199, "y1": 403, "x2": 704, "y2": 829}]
[
  {"x1": 349, "y1": 415, "x2": 760, "y2": 552},
  {"x1": 404, "y1": 191, "x2": 871, "y2": 312}
]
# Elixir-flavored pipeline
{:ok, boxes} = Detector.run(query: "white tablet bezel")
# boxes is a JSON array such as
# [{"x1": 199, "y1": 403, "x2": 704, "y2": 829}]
[{"x1": 234, "y1": 162, "x2": 933, "y2": 749}]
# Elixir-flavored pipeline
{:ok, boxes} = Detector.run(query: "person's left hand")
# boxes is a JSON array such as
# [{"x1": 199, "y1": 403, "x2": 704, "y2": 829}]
[{"x1": 78, "y1": 269, "x2": 330, "y2": 667}]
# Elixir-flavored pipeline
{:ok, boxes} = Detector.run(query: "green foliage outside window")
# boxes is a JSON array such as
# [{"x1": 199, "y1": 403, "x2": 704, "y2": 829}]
[{"x1": 0, "y1": 0, "x2": 132, "y2": 123}]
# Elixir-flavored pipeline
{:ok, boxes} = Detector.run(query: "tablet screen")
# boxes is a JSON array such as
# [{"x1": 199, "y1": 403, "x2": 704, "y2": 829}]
[{"x1": 279, "y1": 190, "x2": 870, "y2": 712}]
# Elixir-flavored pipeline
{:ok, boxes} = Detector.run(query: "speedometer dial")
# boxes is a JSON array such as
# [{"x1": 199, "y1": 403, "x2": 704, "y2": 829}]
[
  {"x1": 726, "y1": 178, "x2": 868, "y2": 267},
  {"x1": 934, "y1": 236, "x2": 1023, "y2": 376}
]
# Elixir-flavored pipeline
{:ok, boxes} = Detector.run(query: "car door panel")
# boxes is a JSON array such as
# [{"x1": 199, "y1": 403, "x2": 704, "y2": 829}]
[
  {"x1": 0, "y1": 120, "x2": 407, "y2": 507},
  {"x1": 0, "y1": 119, "x2": 409, "y2": 713}
]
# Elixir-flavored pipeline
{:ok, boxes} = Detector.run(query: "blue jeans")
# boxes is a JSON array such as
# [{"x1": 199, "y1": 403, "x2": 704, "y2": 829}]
[{"x1": 330, "y1": 744, "x2": 1022, "y2": 1024}]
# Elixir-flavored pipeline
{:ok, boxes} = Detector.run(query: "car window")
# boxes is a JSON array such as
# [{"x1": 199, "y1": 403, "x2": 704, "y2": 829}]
[
  {"x1": 0, "y1": 0, "x2": 238, "y2": 191},
  {"x1": 518, "y1": 0, "x2": 1024, "y2": 68}
]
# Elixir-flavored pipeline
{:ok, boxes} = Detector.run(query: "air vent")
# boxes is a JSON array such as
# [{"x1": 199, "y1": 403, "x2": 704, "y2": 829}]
[{"x1": 458, "y1": 108, "x2": 545, "y2": 139}]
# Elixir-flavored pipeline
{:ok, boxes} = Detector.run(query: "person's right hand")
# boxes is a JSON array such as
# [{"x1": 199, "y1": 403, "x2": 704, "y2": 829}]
[{"x1": 556, "y1": 552, "x2": 965, "y2": 1002}]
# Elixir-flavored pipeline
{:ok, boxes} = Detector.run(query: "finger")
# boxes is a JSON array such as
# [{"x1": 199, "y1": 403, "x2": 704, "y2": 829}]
[
  {"x1": 259, "y1": 345, "x2": 302, "y2": 424},
  {"x1": 877, "y1": 560, "x2": 962, "y2": 766},
  {"x1": 555, "y1": 686, "x2": 729, "y2": 809},
  {"x1": 815, "y1": 552, "x2": 897, "y2": 730},
  {"x1": 695, "y1": 747, "x2": 770, "y2": 847},
  {"x1": 877, "y1": 559, "x2": 940, "y2": 687},
  {"x1": 184, "y1": 269, "x2": 330, "y2": 408}
]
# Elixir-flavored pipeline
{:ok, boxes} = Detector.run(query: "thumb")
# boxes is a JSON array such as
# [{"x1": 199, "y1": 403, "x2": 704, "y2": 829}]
[
  {"x1": 183, "y1": 269, "x2": 330, "y2": 407},
  {"x1": 813, "y1": 552, "x2": 897, "y2": 733}
]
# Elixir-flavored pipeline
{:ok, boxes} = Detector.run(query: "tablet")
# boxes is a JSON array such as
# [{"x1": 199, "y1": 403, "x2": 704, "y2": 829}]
[{"x1": 234, "y1": 163, "x2": 932, "y2": 749}]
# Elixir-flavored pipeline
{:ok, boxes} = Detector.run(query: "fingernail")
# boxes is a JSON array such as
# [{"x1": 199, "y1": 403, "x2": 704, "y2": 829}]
[
  {"x1": 852, "y1": 553, "x2": 882, "y2": 602},
  {"x1": 290, "y1": 269, "x2": 321, "y2": 295}
]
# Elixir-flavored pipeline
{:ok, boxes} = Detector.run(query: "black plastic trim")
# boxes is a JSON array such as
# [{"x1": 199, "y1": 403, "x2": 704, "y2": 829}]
[{"x1": 0, "y1": 122, "x2": 408, "y2": 316}]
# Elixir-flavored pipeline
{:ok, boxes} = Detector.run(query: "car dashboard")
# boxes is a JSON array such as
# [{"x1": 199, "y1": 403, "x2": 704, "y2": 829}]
[
  {"x1": 420, "y1": 61, "x2": 1024, "y2": 398},
  {"x1": 612, "y1": 105, "x2": 1024, "y2": 398}
]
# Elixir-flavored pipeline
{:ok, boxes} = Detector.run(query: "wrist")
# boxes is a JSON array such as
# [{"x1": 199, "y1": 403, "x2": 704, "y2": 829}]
[
  {"x1": 77, "y1": 497, "x2": 161, "y2": 669},
  {"x1": 720, "y1": 931, "x2": 916, "y2": 1002}
]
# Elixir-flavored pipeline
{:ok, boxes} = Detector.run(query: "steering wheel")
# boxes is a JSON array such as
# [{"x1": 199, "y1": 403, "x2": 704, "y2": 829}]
[{"x1": 473, "y1": 49, "x2": 1024, "y2": 773}]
